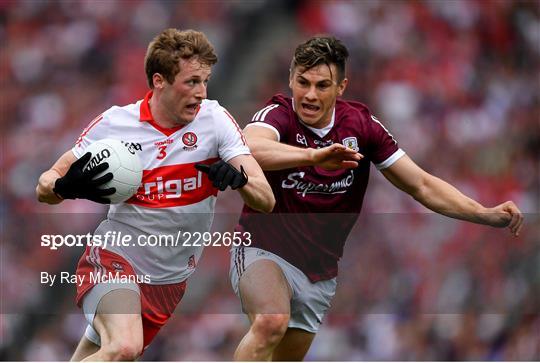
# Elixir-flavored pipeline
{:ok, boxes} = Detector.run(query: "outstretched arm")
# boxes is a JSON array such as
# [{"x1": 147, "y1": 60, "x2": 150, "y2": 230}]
[
  {"x1": 244, "y1": 125, "x2": 362, "y2": 171},
  {"x1": 381, "y1": 155, "x2": 524, "y2": 236}
]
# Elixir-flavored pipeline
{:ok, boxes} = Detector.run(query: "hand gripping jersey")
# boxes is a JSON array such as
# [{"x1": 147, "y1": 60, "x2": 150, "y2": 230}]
[
  {"x1": 73, "y1": 92, "x2": 249, "y2": 283},
  {"x1": 236, "y1": 94, "x2": 405, "y2": 282}
]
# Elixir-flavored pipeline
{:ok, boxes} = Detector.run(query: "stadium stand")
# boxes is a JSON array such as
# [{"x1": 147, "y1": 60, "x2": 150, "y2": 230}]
[{"x1": 1, "y1": 0, "x2": 538, "y2": 360}]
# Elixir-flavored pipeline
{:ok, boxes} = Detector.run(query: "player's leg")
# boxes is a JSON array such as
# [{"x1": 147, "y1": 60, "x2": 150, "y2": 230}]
[
  {"x1": 71, "y1": 336, "x2": 99, "y2": 361},
  {"x1": 271, "y1": 328, "x2": 315, "y2": 361},
  {"x1": 77, "y1": 289, "x2": 144, "y2": 361},
  {"x1": 272, "y1": 267, "x2": 336, "y2": 360},
  {"x1": 234, "y1": 259, "x2": 292, "y2": 361}
]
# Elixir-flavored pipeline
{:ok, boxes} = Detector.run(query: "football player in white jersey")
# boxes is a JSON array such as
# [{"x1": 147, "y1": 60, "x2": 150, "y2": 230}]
[{"x1": 36, "y1": 28, "x2": 274, "y2": 361}]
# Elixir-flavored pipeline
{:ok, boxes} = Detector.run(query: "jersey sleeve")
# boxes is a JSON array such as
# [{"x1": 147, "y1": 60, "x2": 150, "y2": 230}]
[
  {"x1": 215, "y1": 107, "x2": 250, "y2": 162},
  {"x1": 71, "y1": 112, "x2": 111, "y2": 158},
  {"x1": 367, "y1": 114, "x2": 405, "y2": 170},
  {"x1": 245, "y1": 104, "x2": 290, "y2": 142}
]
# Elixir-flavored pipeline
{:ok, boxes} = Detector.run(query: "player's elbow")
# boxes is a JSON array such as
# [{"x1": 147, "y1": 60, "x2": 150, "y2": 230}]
[
  {"x1": 262, "y1": 181, "x2": 276, "y2": 213},
  {"x1": 261, "y1": 193, "x2": 275, "y2": 213},
  {"x1": 243, "y1": 177, "x2": 275, "y2": 213},
  {"x1": 36, "y1": 178, "x2": 48, "y2": 203},
  {"x1": 36, "y1": 184, "x2": 44, "y2": 203},
  {"x1": 251, "y1": 190, "x2": 275, "y2": 214},
  {"x1": 36, "y1": 189, "x2": 61, "y2": 205},
  {"x1": 36, "y1": 175, "x2": 62, "y2": 205}
]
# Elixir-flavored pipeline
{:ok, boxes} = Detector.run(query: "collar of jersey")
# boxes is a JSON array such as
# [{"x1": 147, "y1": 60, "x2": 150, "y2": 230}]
[
  {"x1": 292, "y1": 98, "x2": 336, "y2": 138},
  {"x1": 140, "y1": 91, "x2": 185, "y2": 137}
]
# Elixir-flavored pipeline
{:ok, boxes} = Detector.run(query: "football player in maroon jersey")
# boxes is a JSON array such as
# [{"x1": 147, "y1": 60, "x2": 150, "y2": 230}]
[{"x1": 230, "y1": 36, "x2": 523, "y2": 360}]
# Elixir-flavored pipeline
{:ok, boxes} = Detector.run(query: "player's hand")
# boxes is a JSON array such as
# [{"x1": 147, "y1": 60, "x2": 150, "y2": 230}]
[
  {"x1": 195, "y1": 160, "x2": 248, "y2": 191},
  {"x1": 482, "y1": 201, "x2": 524, "y2": 237},
  {"x1": 310, "y1": 143, "x2": 363, "y2": 170},
  {"x1": 53, "y1": 152, "x2": 116, "y2": 204}
]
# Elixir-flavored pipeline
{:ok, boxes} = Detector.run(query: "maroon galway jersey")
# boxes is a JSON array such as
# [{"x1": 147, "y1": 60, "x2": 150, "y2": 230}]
[{"x1": 236, "y1": 94, "x2": 404, "y2": 282}]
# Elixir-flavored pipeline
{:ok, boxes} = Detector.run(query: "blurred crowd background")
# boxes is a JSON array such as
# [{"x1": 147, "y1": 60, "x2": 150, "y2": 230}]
[{"x1": 1, "y1": 0, "x2": 539, "y2": 360}]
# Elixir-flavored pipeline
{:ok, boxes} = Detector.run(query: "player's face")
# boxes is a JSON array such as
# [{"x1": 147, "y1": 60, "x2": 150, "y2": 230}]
[
  {"x1": 289, "y1": 64, "x2": 347, "y2": 128},
  {"x1": 160, "y1": 57, "x2": 211, "y2": 125}
]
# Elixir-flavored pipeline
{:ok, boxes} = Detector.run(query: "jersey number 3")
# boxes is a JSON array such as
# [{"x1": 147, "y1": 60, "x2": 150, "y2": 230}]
[{"x1": 157, "y1": 145, "x2": 167, "y2": 160}]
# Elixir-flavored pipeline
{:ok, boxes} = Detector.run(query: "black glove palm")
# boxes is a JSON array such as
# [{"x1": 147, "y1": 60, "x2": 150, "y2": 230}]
[
  {"x1": 195, "y1": 160, "x2": 248, "y2": 191},
  {"x1": 53, "y1": 152, "x2": 116, "y2": 204}
]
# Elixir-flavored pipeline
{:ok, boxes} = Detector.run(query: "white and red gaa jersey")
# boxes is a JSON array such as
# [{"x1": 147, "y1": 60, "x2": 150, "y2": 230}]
[{"x1": 72, "y1": 91, "x2": 249, "y2": 283}]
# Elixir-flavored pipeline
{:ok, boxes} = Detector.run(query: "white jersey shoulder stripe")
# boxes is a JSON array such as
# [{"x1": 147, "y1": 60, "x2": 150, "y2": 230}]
[
  {"x1": 252, "y1": 105, "x2": 273, "y2": 121},
  {"x1": 252, "y1": 104, "x2": 279, "y2": 122},
  {"x1": 75, "y1": 114, "x2": 104, "y2": 147},
  {"x1": 245, "y1": 122, "x2": 281, "y2": 141},
  {"x1": 259, "y1": 104, "x2": 279, "y2": 121},
  {"x1": 371, "y1": 115, "x2": 397, "y2": 144},
  {"x1": 223, "y1": 109, "x2": 247, "y2": 145}
]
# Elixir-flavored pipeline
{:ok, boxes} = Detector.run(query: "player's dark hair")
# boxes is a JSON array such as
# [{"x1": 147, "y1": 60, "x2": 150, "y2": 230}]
[
  {"x1": 145, "y1": 28, "x2": 218, "y2": 88},
  {"x1": 291, "y1": 36, "x2": 349, "y2": 82}
]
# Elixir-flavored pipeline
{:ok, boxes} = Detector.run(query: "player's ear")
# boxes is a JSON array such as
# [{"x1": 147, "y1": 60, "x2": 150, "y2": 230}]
[
  {"x1": 152, "y1": 73, "x2": 166, "y2": 89},
  {"x1": 288, "y1": 65, "x2": 298, "y2": 90},
  {"x1": 288, "y1": 71, "x2": 294, "y2": 90},
  {"x1": 337, "y1": 77, "x2": 348, "y2": 96}
]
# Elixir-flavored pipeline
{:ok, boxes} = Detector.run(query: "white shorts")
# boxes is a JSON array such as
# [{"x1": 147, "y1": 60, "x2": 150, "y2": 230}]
[
  {"x1": 82, "y1": 282, "x2": 140, "y2": 345},
  {"x1": 230, "y1": 247, "x2": 337, "y2": 333},
  {"x1": 76, "y1": 246, "x2": 187, "y2": 349}
]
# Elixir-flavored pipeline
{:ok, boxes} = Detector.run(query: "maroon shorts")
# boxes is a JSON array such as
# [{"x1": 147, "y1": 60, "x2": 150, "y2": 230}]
[{"x1": 75, "y1": 246, "x2": 186, "y2": 348}]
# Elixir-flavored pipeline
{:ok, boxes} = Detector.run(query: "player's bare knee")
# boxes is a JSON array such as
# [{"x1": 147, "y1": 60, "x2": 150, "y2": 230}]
[
  {"x1": 99, "y1": 327, "x2": 143, "y2": 361},
  {"x1": 101, "y1": 338, "x2": 143, "y2": 361},
  {"x1": 253, "y1": 314, "x2": 289, "y2": 343}
]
